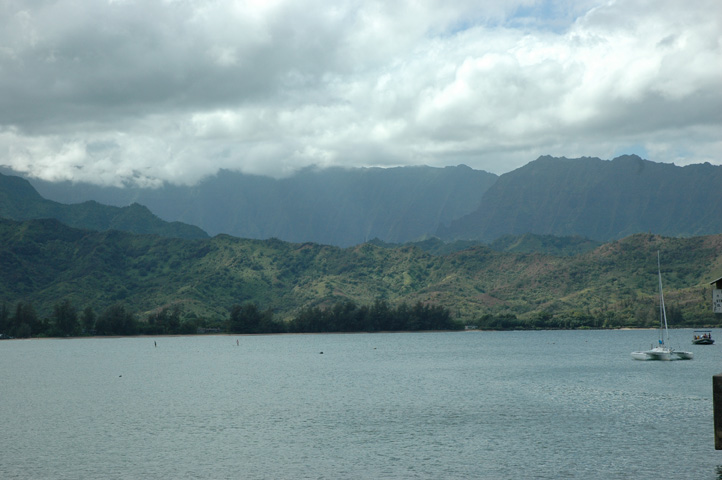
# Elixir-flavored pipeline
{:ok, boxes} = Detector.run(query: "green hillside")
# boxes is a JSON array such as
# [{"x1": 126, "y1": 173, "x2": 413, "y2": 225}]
[
  {"x1": 0, "y1": 173, "x2": 208, "y2": 239},
  {"x1": 2, "y1": 218, "x2": 721, "y2": 336}
]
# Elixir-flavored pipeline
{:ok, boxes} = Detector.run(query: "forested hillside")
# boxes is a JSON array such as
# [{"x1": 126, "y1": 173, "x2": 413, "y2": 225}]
[{"x1": 2, "y1": 218, "x2": 721, "y2": 337}]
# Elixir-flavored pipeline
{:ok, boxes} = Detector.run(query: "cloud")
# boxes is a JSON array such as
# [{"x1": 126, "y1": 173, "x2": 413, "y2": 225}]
[{"x1": 0, "y1": 0, "x2": 720, "y2": 186}]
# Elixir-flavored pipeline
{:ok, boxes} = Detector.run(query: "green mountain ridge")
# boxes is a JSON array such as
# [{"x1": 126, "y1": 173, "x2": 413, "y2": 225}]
[
  {"x1": 2, "y1": 218, "x2": 721, "y2": 332},
  {"x1": 440, "y1": 155, "x2": 722, "y2": 242},
  {"x1": 0, "y1": 173, "x2": 208, "y2": 239}
]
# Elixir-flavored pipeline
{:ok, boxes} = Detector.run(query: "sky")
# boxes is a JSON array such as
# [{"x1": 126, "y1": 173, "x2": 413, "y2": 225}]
[{"x1": 1, "y1": 0, "x2": 720, "y2": 187}]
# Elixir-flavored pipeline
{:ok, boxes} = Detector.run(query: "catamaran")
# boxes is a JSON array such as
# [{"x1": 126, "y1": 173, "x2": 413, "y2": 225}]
[{"x1": 631, "y1": 252, "x2": 693, "y2": 361}]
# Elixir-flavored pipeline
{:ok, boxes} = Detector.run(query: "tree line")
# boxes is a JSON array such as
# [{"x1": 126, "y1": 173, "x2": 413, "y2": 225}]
[
  {"x1": 227, "y1": 299, "x2": 462, "y2": 334},
  {"x1": 473, "y1": 304, "x2": 700, "y2": 330},
  {"x1": 0, "y1": 300, "x2": 195, "y2": 338},
  {"x1": 5, "y1": 297, "x2": 701, "y2": 338},
  {"x1": 0, "y1": 298, "x2": 461, "y2": 338}
]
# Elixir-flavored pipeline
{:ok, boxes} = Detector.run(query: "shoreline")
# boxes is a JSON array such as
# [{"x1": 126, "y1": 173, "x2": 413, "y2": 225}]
[{"x1": 4, "y1": 326, "x2": 687, "y2": 341}]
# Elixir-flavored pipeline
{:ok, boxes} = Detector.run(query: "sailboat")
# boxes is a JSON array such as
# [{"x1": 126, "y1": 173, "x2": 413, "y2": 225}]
[{"x1": 631, "y1": 252, "x2": 693, "y2": 361}]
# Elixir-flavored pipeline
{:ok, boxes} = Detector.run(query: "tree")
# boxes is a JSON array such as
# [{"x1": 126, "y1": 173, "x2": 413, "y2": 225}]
[
  {"x1": 97, "y1": 304, "x2": 137, "y2": 335},
  {"x1": 367, "y1": 299, "x2": 391, "y2": 331},
  {"x1": 0, "y1": 303, "x2": 9, "y2": 335},
  {"x1": 11, "y1": 302, "x2": 39, "y2": 338},
  {"x1": 166, "y1": 306, "x2": 181, "y2": 333},
  {"x1": 52, "y1": 299, "x2": 79, "y2": 336},
  {"x1": 146, "y1": 305, "x2": 182, "y2": 334},
  {"x1": 229, "y1": 302, "x2": 262, "y2": 334},
  {"x1": 228, "y1": 302, "x2": 281, "y2": 334},
  {"x1": 81, "y1": 307, "x2": 96, "y2": 335},
  {"x1": 257, "y1": 307, "x2": 284, "y2": 333},
  {"x1": 288, "y1": 306, "x2": 318, "y2": 333},
  {"x1": 409, "y1": 302, "x2": 430, "y2": 330}
]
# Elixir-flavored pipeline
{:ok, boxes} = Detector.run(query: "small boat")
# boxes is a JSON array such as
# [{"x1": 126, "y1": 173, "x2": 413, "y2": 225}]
[
  {"x1": 692, "y1": 330, "x2": 714, "y2": 345},
  {"x1": 631, "y1": 344, "x2": 693, "y2": 361},
  {"x1": 631, "y1": 252, "x2": 693, "y2": 361}
]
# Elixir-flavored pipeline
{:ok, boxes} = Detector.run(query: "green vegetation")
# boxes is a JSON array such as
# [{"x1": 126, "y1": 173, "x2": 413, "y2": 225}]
[
  {"x1": 287, "y1": 299, "x2": 459, "y2": 333},
  {"x1": 487, "y1": 233, "x2": 601, "y2": 256},
  {"x1": 1, "y1": 218, "x2": 722, "y2": 338},
  {"x1": 371, "y1": 233, "x2": 601, "y2": 256},
  {"x1": 0, "y1": 299, "x2": 458, "y2": 338},
  {"x1": 0, "y1": 172, "x2": 208, "y2": 239}
]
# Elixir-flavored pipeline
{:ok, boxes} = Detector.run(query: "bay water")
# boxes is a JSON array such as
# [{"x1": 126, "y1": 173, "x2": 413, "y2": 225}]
[{"x1": 1, "y1": 329, "x2": 720, "y2": 479}]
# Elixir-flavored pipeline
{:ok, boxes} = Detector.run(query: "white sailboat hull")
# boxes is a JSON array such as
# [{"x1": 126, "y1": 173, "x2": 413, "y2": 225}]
[{"x1": 631, "y1": 346, "x2": 693, "y2": 361}]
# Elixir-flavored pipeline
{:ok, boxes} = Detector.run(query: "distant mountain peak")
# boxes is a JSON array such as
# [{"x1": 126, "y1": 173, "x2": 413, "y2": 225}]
[
  {"x1": 23, "y1": 164, "x2": 498, "y2": 247},
  {"x1": 0, "y1": 172, "x2": 208, "y2": 239},
  {"x1": 440, "y1": 155, "x2": 722, "y2": 243}
]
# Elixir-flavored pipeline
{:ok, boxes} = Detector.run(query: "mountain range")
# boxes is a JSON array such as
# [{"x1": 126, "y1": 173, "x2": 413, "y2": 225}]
[
  {"x1": 24, "y1": 165, "x2": 496, "y2": 247},
  {"x1": 12, "y1": 154, "x2": 722, "y2": 247},
  {"x1": 0, "y1": 173, "x2": 208, "y2": 240},
  {"x1": 3, "y1": 154, "x2": 722, "y2": 332},
  {"x1": 440, "y1": 155, "x2": 722, "y2": 242}
]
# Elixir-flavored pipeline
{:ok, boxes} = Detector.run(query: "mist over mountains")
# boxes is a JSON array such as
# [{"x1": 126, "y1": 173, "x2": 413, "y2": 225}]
[
  {"x1": 25, "y1": 165, "x2": 497, "y2": 247},
  {"x1": 0, "y1": 173, "x2": 208, "y2": 240},
  {"x1": 5, "y1": 155, "x2": 722, "y2": 246}
]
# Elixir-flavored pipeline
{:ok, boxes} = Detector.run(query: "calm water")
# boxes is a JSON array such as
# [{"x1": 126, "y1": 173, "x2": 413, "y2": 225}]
[{"x1": 1, "y1": 329, "x2": 721, "y2": 479}]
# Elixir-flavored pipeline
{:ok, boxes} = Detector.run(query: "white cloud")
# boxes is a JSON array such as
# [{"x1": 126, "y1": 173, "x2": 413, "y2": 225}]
[{"x1": 0, "y1": 0, "x2": 720, "y2": 186}]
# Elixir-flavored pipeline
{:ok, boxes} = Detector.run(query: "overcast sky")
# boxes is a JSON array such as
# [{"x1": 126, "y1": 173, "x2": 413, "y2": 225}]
[{"x1": 1, "y1": 0, "x2": 720, "y2": 187}]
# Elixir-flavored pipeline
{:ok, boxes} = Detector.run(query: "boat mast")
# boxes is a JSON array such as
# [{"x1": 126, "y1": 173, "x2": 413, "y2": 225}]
[{"x1": 657, "y1": 251, "x2": 669, "y2": 347}]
